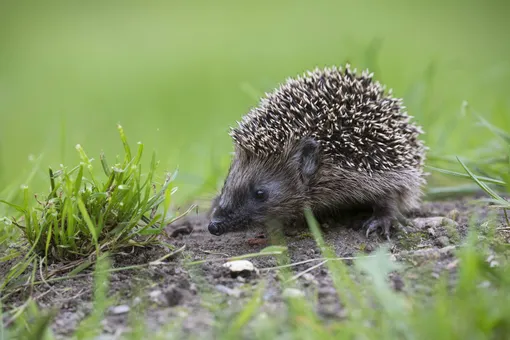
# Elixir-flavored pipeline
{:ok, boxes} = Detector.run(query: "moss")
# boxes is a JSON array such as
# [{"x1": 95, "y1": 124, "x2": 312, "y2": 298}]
[
  {"x1": 442, "y1": 218, "x2": 460, "y2": 243},
  {"x1": 296, "y1": 232, "x2": 314, "y2": 240},
  {"x1": 397, "y1": 230, "x2": 427, "y2": 250}
]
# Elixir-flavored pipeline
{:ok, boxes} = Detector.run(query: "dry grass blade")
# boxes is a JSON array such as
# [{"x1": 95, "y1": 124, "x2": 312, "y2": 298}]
[{"x1": 284, "y1": 260, "x2": 328, "y2": 283}]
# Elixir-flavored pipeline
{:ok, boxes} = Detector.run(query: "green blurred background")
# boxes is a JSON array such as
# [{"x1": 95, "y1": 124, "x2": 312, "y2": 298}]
[{"x1": 0, "y1": 0, "x2": 509, "y2": 204}]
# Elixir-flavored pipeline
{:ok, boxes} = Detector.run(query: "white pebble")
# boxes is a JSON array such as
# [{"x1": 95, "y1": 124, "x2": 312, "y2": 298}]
[
  {"x1": 109, "y1": 305, "x2": 130, "y2": 315},
  {"x1": 282, "y1": 288, "x2": 305, "y2": 299},
  {"x1": 223, "y1": 260, "x2": 258, "y2": 274}
]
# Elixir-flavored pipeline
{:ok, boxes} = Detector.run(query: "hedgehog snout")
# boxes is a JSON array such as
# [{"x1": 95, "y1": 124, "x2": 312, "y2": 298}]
[
  {"x1": 208, "y1": 220, "x2": 225, "y2": 236},
  {"x1": 208, "y1": 202, "x2": 227, "y2": 236}
]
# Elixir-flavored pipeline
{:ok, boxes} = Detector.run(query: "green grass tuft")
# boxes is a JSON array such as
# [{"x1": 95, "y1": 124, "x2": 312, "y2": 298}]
[{"x1": 0, "y1": 125, "x2": 178, "y2": 263}]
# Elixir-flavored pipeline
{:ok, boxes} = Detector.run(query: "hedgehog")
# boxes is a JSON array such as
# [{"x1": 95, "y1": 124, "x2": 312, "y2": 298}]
[{"x1": 208, "y1": 65, "x2": 426, "y2": 240}]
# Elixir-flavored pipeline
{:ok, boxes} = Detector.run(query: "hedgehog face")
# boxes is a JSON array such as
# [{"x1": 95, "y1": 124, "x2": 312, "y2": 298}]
[{"x1": 208, "y1": 137, "x2": 320, "y2": 236}]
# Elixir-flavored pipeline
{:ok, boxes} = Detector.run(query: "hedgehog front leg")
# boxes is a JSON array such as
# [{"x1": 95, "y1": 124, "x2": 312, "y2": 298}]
[{"x1": 363, "y1": 200, "x2": 411, "y2": 241}]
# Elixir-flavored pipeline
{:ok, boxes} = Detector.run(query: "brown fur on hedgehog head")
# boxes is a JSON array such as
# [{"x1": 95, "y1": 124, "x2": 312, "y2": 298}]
[{"x1": 208, "y1": 137, "x2": 320, "y2": 235}]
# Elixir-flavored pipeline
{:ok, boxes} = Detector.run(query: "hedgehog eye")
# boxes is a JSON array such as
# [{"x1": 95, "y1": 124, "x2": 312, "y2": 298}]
[{"x1": 253, "y1": 189, "x2": 267, "y2": 201}]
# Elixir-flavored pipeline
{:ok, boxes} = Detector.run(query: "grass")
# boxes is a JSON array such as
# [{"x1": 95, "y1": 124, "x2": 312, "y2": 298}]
[
  {"x1": 0, "y1": 125, "x2": 181, "y2": 292},
  {"x1": 21, "y1": 125, "x2": 173, "y2": 260},
  {"x1": 430, "y1": 102, "x2": 510, "y2": 224}
]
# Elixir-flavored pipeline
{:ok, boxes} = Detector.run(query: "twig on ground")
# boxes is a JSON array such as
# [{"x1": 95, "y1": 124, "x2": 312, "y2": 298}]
[{"x1": 285, "y1": 260, "x2": 329, "y2": 283}]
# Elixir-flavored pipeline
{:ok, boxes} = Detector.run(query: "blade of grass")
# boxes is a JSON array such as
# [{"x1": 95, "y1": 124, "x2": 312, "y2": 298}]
[
  {"x1": 457, "y1": 157, "x2": 508, "y2": 205},
  {"x1": 76, "y1": 198, "x2": 99, "y2": 253},
  {"x1": 427, "y1": 165, "x2": 506, "y2": 186}
]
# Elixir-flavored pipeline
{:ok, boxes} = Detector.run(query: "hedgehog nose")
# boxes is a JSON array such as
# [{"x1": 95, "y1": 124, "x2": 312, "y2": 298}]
[{"x1": 208, "y1": 221, "x2": 224, "y2": 236}]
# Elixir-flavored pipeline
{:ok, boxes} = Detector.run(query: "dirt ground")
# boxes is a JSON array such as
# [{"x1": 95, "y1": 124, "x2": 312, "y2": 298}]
[{"x1": 2, "y1": 197, "x2": 508, "y2": 339}]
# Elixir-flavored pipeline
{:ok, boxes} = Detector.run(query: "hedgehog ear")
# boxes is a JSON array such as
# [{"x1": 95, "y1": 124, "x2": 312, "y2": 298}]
[{"x1": 293, "y1": 137, "x2": 320, "y2": 181}]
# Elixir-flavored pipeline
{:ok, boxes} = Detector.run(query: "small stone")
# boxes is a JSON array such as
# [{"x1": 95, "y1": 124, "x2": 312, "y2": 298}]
[
  {"x1": 441, "y1": 217, "x2": 458, "y2": 228},
  {"x1": 317, "y1": 286, "x2": 337, "y2": 299},
  {"x1": 189, "y1": 283, "x2": 197, "y2": 294},
  {"x1": 176, "y1": 278, "x2": 191, "y2": 290},
  {"x1": 215, "y1": 284, "x2": 241, "y2": 297},
  {"x1": 412, "y1": 217, "x2": 443, "y2": 230},
  {"x1": 487, "y1": 255, "x2": 499, "y2": 267},
  {"x1": 446, "y1": 259, "x2": 459, "y2": 270},
  {"x1": 301, "y1": 273, "x2": 318, "y2": 286},
  {"x1": 390, "y1": 274, "x2": 405, "y2": 292},
  {"x1": 318, "y1": 303, "x2": 343, "y2": 319},
  {"x1": 364, "y1": 244, "x2": 374, "y2": 253},
  {"x1": 109, "y1": 305, "x2": 130, "y2": 315},
  {"x1": 282, "y1": 288, "x2": 305, "y2": 299},
  {"x1": 436, "y1": 236, "x2": 450, "y2": 247},
  {"x1": 438, "y1": 245, "x2": 456, "y2": 254},
  {"x1": 427, "y1": 228, "x2": 436, "y2": 237},
  {"x1": 302, "y1": 273, "x2": 316, "y2": 282},
  {"x1": 446, "y1": 209, "x2": 460, "y2": 222},
  {"x1": 413, "y1": 216, "x2": 459, "y2": 232},
  {"x1": 163, "y1": 285, "x2": 185, "y2": 307},
  {"x1": 149, "y1": 290, "x2": 162, "y2": 302},
  {"x1": 222, "y1": 260, "x2": 259, "y2": 278}
]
